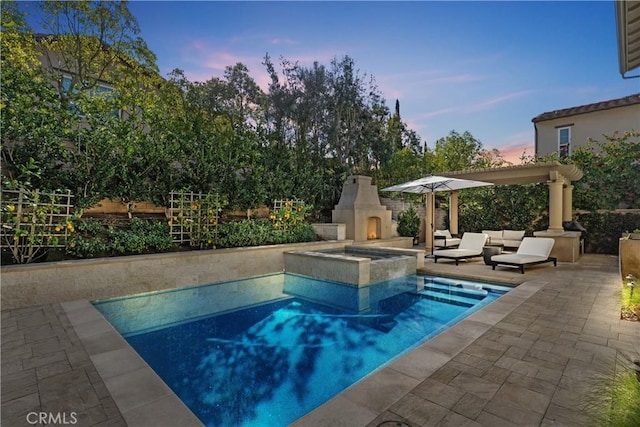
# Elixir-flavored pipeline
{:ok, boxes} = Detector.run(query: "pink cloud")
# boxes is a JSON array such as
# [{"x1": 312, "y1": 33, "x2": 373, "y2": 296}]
[
  {"x1": 491, "y1": 131, "x2": 535, "y2": 164},
  {"x1": 423, "y1": 74, "x2": 485, "y2": 85},
  {"x1": 468, "y1": 90, "x2": 534, "y2": 111},
  {"x1": 414, "y1": 107, "x2": 458, "y2": 120},
  {"x1": 412, "y1": 90, "x2": 534, "y2": 122},
  {"x1": 268, "y1": 37, "x2": 297, "y2": 46},
  {"x1": 499, "y1": 142, "x2": 533, "y2": 164}
]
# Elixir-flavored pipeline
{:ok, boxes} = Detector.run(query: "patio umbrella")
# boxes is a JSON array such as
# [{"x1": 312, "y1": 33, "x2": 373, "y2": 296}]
[{"x1": 382, "y1": 175, "x2": 494, "y2": 256}]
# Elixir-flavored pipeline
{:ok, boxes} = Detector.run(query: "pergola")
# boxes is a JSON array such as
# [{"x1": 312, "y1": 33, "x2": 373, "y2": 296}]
[{"x1": 425, "y1": 161, "x2": 584, "y2": 260}]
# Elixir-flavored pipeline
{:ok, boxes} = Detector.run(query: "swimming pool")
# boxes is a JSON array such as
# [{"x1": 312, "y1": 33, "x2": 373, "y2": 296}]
[{"x1": 94, "y1": 273, "x2": 510, "y2": 426}]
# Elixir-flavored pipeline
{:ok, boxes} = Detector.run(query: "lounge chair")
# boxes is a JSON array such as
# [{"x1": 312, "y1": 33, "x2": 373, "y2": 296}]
[
  {"x1": 433, "y1": 232, "x2": 488, "y2": 265},
  {"x1": 491, "y1": 237, "x2": 556, "y2": 274},
  {"x1": 434, "y1": 229, "x2": 461, "y2": 248}
]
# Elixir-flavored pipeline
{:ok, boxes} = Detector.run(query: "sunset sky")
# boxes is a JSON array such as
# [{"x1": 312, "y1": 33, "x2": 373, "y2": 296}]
[{"x1": 23, "y1": 1, "x2": 640, "y2": 163}]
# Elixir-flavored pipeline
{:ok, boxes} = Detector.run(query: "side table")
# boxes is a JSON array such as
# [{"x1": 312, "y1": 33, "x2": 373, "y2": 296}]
[{"x1": 482, "y1": 245, "x2": 503, "y2": 265}]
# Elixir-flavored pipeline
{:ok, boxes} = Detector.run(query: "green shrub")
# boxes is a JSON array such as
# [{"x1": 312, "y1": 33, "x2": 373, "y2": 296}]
[
  {"x1": 75, "y1": 219, "x2": 105, "y2": 235},
  {"x1": 67, "y1": 218, "x2": 173, "y2": 257},
  {"x1": 215, "y1": 218, "x2": 316, "y2": 248},
  {"x1": 397, "y1": 206, "x2": 420, "y2": 239},
  {"x1": 576, "y1": 212, "x2": 640, "y2": 254},
  {"x1": 66, "y1": 235, "x2": 110, "y2": 258},
  {"x1": 110, "y1": 228, "x2": 147, "y2": 254}
]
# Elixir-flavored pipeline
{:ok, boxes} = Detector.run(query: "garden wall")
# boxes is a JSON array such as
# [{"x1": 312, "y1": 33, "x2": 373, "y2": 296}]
[
  {"x1": 0, "y1": 237, "x2": 415, "y2": 310},
  {"x1": 380, "y1": 197, "x2": 447, "y2": 242}
]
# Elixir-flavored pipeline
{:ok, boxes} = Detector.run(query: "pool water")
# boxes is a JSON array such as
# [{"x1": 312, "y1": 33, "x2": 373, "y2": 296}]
[{"x1": 94, "y1": 273, "x2": 510, "y2": 426}]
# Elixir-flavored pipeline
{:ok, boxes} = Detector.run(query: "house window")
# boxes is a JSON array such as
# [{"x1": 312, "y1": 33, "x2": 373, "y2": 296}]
[
  {"x1": 61, "y1": 75, "x2": 119, "y2": 118},
  {"x1": 558, "y1": 127, "x2": 571, "y2": 158}
]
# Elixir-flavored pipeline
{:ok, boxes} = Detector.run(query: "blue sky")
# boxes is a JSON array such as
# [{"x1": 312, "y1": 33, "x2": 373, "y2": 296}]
[{"x1": 25, "y1": 1, "x2": 640, "y2": 162}]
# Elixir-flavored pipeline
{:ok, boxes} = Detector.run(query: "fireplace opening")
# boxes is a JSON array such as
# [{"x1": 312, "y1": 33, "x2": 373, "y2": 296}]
[{"x1": 367, "y1": 217, "x2": 381, "y2": 240}]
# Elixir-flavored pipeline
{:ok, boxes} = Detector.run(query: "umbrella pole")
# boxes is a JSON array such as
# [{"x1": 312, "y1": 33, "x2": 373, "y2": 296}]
[
  {"x1": 431, "y1": 193, "x2": 436, "y2": 257},
  {"x1": 425, "y1": 192, "x2": 435, "y2": 258}
]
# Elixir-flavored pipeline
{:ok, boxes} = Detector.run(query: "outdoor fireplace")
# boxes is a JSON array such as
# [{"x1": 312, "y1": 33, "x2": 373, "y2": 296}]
[
  {"x1": 367, "y1": 217, "x2": 381, "y2": 240},
  {"x1": 332, "y1": 175, "x2": 392, "y2": 241}
]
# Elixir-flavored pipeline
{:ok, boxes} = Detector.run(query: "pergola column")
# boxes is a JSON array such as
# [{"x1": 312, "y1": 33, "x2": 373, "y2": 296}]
[
  {"x1": 563, "y1": 184, "x2": 574, "y2": 222},
  {"x1": 449, "y1": 190, "x2": 459, "y2": 235},
  {"x1": 548, "y1": 179, "x2": 564, "y2": 232},
  {"x1": 425, "y1": 193, "x2": 435, "y2": 252}
]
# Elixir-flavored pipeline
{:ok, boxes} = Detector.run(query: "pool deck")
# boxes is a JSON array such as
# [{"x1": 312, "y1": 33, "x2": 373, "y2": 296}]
[{"x1": 3, "y1": 253, "x2": 640, "y2": 426}]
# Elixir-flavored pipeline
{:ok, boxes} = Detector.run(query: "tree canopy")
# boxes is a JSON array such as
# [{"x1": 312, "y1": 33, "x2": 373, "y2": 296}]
[{"x1": 2, "y1": 0, "x2": 637, "y2": 219}]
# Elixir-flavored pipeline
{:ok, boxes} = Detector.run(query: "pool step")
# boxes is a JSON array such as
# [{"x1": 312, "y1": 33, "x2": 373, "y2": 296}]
[
  {"x1": 417, "y1": 289, "x2": 476, "y2": 307},
  {"x1": 423, "y1": 282, "x2": 487, "y2": 300}
]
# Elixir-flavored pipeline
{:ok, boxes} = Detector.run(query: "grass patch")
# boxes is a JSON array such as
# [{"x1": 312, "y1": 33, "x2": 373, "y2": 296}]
[
  {"x1": 584, "y1": 355, "x2": 640, "y2": 426},
  {"x1": 622, "y1": 275, "x2": 640, "y2": 321}
]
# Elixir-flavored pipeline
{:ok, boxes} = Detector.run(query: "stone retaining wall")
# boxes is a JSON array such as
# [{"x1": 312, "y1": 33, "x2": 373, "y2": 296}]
[
  {"x1": 0, "y1": 240, "x2": 349, "y2": 310},
  {"x1": 1, "y1": 237, "x2": 416, "y2": 310}
]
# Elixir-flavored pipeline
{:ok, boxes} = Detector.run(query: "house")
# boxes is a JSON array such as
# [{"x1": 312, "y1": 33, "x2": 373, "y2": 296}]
[
  {"x1": 532, "y1": 94, "x2": 640, "y2": 158},
  {"x1": 615, "y1": 0, "x2": 640, "y2": 78}
]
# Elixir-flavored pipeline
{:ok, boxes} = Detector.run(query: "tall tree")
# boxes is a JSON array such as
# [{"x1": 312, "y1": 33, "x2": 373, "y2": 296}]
[
  {"x1": 38, "y1": 0, "x2": 158, "y2": 103},
  {"x1": 432, "y1": 130, "x2": 493, "y2": 172},
  {"x1": 1, "y1": 1, "x2": 70, "y2": 190}
]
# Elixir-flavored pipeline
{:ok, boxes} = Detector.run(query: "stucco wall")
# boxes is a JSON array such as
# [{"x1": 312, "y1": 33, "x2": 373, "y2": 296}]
[
  {"x1": 0, "y1": 240, "x2": 351, "y2": 310},
  {"x1": 620, "y1": 238, "x2": 640, "y2": 279},
  {"x1": 380, "y1": 197, "x2": 448, "y2": 242},
  {"x1": 536, "y1": 104, "x2": 640, "y2": 157}
]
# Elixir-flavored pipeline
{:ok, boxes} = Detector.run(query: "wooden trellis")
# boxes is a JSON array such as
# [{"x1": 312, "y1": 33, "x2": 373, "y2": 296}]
[
  {"x1": 168, "y1": 191, "x2": 220, "y2": 246},
  {"x1": 273, "y1": 199, "x2": 305, "y2": 210},
  {"x1": 1, "y1": 188, "x2": 74, "y2": 263}
]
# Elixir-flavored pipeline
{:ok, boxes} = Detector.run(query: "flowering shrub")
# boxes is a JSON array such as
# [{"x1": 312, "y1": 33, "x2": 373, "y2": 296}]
[
  {"x1": 215, "y1": 201, "x2": 315, "y2": 248},
  {"x1": 268, "y1": 200, "x2": 311, "y2": 231}
]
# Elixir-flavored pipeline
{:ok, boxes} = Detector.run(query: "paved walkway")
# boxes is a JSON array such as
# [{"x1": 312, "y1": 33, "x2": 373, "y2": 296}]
[
  {"x1": 2, "y1": 254, "x2": 640, "y2": 426},
  {"x1": 1, "y1": 303, "x2": 126, "y2": 426}
]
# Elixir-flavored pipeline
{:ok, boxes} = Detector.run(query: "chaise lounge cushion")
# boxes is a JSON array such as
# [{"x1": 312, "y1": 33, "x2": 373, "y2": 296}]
[
  {"x1": 433, "y1": 232, "x2": 488, "y2": 265},
  {"x1": 491, "y1": 237, "x2": 556, "y2": 273}
]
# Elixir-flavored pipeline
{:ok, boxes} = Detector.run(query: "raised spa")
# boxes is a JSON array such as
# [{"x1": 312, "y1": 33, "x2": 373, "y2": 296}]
[{"x1": 283, "y1": 245, "x2": 423, "y2": 286}]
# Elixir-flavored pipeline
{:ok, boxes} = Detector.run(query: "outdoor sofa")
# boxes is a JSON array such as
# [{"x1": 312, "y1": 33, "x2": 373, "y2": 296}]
[
  {"x1": 433, "y1": 232, "x2": 488, "y2": 265},
  {"x1": 491, "y1": 237, "x2": 556, "y2": 274},
  {"x1": 482, "y1": 229, "x2": 526, "y2": 249}
]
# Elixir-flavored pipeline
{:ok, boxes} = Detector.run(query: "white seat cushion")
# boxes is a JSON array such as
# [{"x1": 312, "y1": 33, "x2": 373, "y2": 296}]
[
  {"x1": 517, "y1": 237, "x2": 554, "y2": 257},
  {"x1": 458, "y1": 232, "x2": 488, "y2": 252},
  {"x1": 434, "y1": 233, "x2": 487, "y2": 257},
  {"x1": 482, "y1": 230, "x2": 503, "y2": 241},
  {"x1": 491, "y1": 237, "x2": 554, "y2": 265},
  {"x1": 434, "y1": 239, "x2": 461, "y2": 247},
  {"x1": 491, "y1": 254, "x2": 549, "y2": 265},
  {"x1": 434, "y1": 229, "x2": 453, "y2": 239},
  {"x1": 433, "y1": 248, "x2": 481, "y2": 258},
  {"x1": 503, "y1": 230, "x2": 525, "y2": 241}
]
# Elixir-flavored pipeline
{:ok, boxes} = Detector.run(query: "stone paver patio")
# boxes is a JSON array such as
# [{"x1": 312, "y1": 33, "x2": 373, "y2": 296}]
[{"x1": 2, "y1": 253, "x2": 639, "y2": 426}]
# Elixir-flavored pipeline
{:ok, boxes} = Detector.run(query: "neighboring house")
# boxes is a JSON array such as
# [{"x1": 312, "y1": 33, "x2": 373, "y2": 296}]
[
  {"x1": 34, "y1": 33, "x2": 160, "y2": 122},
  {"x1": 615, "y1": 0, "x2": 640, "y2": 78},
  {"x1": 532, "y1": 94, "x2": 640, "y2": 158}
]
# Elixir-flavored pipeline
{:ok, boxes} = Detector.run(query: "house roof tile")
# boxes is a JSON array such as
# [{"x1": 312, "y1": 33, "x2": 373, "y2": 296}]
[{"x1": 532, "y1": 93, "x2": 640, "y2": 123}]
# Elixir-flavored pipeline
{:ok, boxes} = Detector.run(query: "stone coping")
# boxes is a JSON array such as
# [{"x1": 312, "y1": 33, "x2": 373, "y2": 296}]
[
  {"x1": 61, "y1": 300, "x2": 203, "y2": 427},
  {"x1": 291, "y1": 280, "x2": 544, "y2": 425}
]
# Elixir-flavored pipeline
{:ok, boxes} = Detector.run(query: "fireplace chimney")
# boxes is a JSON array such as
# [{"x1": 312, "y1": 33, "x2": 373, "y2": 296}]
[{"x1": 332, "y1": 175, "x2": 392, "y2": 241}]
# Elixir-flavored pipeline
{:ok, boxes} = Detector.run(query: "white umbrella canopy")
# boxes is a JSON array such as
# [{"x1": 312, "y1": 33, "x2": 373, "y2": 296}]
[
  {"x1": 382, "y1": 175, "x2": 493, "y2": 256},
  {"x1": 382, "y1": 175, "x2": 493, "y2": 194}
]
